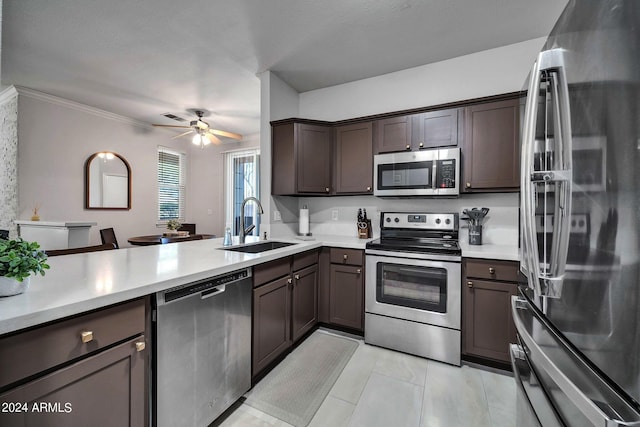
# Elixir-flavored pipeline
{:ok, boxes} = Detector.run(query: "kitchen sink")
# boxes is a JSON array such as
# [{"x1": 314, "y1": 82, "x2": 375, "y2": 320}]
[{"x1": 220, "y1": 241, "x2": 297, "y2": 254}]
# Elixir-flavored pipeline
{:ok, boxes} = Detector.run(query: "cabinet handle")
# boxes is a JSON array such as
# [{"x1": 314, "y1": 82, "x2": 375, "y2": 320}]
[
  {"x1": 366, "y1": 186, "x2": 371, "y2": 192},
  {"x1": 325, "y1": 187, "x2": 330, "y2": 192},
  {"x1": 466, "y1": 182, "x2": 472, "y2": 188},
  {"x1": 419, "y1": 142, "x2": 424, "y2": 148},
  {"x1": 467, "y1": 281, "x2": 474, "y2": 288},
  {"x1": 287, "y1": 278, "x2": 292, "y2": 284},
  {"x1": 405, "y1": 144, "x2": 411, "y2": 150},
  {"x1": 295, "y1": 274, "x2": 300, "y2": 280},
  {"x1": 81, "y1": 331, "x2": 93, "y2": 343},
  {"x1": 489, "y1": 267, "x2": 496, "y2": 275},
  {"x1": 356, "y1": 269, "x2": 362, "y2": 274},
  {"x1": 135, "y1": 341, "x2": 146, "y2": 352},
  {"x1": 343, "y1": 254, "x2": 348, "y2": 261}
]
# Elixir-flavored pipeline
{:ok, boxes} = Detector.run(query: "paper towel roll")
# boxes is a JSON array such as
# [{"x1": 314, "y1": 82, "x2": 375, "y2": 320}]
[{"x1": 299, "y1": 207, "x2": 310, "y2": 235}]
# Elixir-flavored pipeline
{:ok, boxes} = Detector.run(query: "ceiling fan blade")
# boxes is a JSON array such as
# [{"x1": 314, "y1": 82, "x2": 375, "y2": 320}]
[
  {"x1": 152, "y1": 124, "x2": 192, "y2": 129},
  {"x1": 205, "y1": 133, "x2": 222, "y2": 145},
  {"x1": 171, "y1": 130, "x2": 194, "y2": 140},
  {"x1": 209, "y1": 129, "x2": 243, "y2": 140}
]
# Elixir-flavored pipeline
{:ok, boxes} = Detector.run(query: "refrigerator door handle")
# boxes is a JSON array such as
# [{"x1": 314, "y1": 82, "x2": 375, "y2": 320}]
[
  {"x1": 512, "y1": 296, "x2": 640, "y2": 427},
  {"x1": 521, "y1": 54, "x2": 544, "y2": 298},
  {"x1": 521, "y1": 48, "x2": 573, "y2": 299}
]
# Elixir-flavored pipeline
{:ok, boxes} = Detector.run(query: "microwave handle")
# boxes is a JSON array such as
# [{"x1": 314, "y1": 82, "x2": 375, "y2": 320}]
[{"x1": 432, "y1": 160, "x2": 437, "y2": 190}]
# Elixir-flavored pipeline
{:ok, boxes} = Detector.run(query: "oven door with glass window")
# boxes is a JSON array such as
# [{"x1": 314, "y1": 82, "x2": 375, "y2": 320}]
[{"x1": 365, "y1": 252, "x2": 461, "y2": 329}]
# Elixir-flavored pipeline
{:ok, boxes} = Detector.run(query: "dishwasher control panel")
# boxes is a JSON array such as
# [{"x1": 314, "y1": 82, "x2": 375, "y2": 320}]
[{"x1": 160, "y1": 268, "x2": 251, "y2": 304}]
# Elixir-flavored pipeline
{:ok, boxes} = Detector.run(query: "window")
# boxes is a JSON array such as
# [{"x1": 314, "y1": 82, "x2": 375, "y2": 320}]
[
  {"x1": 224, "y1": 149, "x2": 260, "y2": 236},
  {"x1": 157, "y1": 147, "x2": 186, "y2": 223}
]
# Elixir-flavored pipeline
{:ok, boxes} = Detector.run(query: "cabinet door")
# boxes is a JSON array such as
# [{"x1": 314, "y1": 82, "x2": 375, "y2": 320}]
[
  {"x1": 296, "y1": 123, "x2": 332, "y2": 193},
  {"x1": 463, "y1": 278, "x2": 518, "y2": 362},
  {"x1": 375, "y1": 115, "x2": 412, "y2": 153},
  {"x1": 271, "y1": 122, "x2": 296, "y2": 195},
  {"x1": 462, "y1": 98, "x2": 520, "y2": 191},
  {"x1": 0, "y1": 336, "x2": 146, "y2": 427},
  {"x1": 253, "y1": 276, "x2": 292, "y2": 375},
  {"x1": 411, "y1": 108, "x2": 459, "y2": 149},
  {"x1": 335, "y1": 122, "x2": 373, "y2": 194},
  {"x1": 292, "y1": 264, "x2": 319, "y2": 342},
  {"x1": 329, "y1": 264, "x2": 364, "y2": 331}
]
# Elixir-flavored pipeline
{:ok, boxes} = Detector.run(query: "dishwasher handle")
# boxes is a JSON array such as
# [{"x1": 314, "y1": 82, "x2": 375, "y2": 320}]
[{"x1": 201, "y1": 285, "x2": 225, "y2": 299}]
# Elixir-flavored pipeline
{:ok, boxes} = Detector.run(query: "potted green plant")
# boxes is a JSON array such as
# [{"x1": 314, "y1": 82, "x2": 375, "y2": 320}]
[
  {"x1": 164, "y1": 219, "x2": 184, "y2": 236},
  {"x1": 0, "y1": 238, "x2": 50, "y2": 297}
]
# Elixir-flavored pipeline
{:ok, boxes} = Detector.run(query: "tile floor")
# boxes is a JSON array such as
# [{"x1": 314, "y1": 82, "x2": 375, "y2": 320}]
[{"x1": 216, "y1": 330, "x2": 516, "y2": 427}]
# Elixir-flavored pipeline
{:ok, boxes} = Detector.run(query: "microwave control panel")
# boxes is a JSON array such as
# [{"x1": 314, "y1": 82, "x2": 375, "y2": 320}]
[{"x1": 436, "y1": 159, "x2": 456, "y2": 188}]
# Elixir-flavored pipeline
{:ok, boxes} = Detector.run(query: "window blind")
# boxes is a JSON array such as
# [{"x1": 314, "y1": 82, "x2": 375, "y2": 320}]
[{"x1": 157, "y1": 147, "x2": 186, "y2": 222}]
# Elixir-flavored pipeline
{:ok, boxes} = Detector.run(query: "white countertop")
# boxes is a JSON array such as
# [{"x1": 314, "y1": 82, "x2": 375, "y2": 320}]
[
  {"x1": 0, "y1": 235, "x2": 373, "y2": 335},
  {"x1": 14, "y1": 220, "x2": 98, "y2": 227},
  {"x1": 459, "y1": 240, "x2": 520, "y2": 262},
  {"x1": 0, "y1": 233, "x2": 519, "y2": 335}
]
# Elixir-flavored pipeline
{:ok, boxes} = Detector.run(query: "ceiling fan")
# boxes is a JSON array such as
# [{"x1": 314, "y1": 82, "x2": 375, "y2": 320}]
[{"x1": 152, "y1": 109, "x2": 243, "y2": 148}]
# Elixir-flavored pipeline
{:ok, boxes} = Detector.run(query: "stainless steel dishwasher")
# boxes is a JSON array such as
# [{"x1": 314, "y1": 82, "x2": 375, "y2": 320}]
[{"x1": 153, "y1": 268, "x2": 252, "y2": 427}]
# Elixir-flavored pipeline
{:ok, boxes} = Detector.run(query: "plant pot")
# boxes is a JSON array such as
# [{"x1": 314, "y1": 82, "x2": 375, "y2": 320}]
[{"x1": 0, "y1": 276, "x2": 30, "y2": 297}]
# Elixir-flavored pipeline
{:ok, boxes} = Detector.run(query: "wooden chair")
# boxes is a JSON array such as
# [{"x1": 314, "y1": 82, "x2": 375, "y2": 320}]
[
  {"x1": 160, "y1": 234, "x2": 204, "y2": 244},
  {"x1": 100, "y1": 228, "x2": 119, "y2": 249},
  {"x1": 178, "y1": 223, "x2": 196, "y2": 235},
  {"x1": 46, "y1": 243, "x2": 117, "y2": 257}
]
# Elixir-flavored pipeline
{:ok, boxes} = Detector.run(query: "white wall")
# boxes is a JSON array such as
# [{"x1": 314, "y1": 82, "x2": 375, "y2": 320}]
[
  {"x1": 16, "y1": 89, "x2": 244, "y2": 247},
  {"x1": 259, "y1": 71, "x2": 300, "y2": 237},
  {"x1": 298, "y1": 37, "x2": 546, "y2": 121}
]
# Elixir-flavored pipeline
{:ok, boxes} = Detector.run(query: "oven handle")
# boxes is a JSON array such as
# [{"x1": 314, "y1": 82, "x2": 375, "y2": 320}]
[{"x1": 365, "y1": 249, "x2": 461, "y2": 263}]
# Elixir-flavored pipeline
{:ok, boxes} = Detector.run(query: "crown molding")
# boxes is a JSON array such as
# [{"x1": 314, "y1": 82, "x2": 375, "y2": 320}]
[
  {"x1": 0, "y1": 86, "x2": 19, "y2": 105},
  {"x1": 13, "y1": 86, "x2": 151, "y2": 129}
]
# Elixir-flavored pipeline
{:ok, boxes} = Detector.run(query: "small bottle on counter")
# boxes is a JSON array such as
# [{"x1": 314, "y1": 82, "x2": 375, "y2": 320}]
[
  {"x1": 263, "y1": 231, "x2": 268, "y2": 241},
  {"x1": 223, "y1": 228, "x2": 232, "y2": 246}
]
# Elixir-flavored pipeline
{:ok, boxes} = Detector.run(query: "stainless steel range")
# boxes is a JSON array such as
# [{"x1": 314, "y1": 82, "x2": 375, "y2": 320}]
[{"x1": 365, "y1": 212, "x2": 462, "y2": 366}]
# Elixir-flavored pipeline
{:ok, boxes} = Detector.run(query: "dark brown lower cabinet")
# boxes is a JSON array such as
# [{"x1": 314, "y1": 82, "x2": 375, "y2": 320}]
[
  {"x1": 318, "y1": 248, "x2": 365, "y2": 333},
  {"x1": 252, "y1": 251, "x2": 319, "y2": 378},
  {"x1": 463, "y1": 258, "x2": 519, "y2": 363},
  {"x1": 0, "y1": 298, "x2": 149, "y2": 427},
  {"x1": 252, "y1": 276, "x2": 292, "y2": 375},
  {"x1": 329, "y1": 264, "x2": 363, "y2": 330},
  {"x1": 0, "y1": 336, "x2": 145, "y2": 427},
  {"x1": 292, "y1": 264, "x2": 319, "y2": 342}
]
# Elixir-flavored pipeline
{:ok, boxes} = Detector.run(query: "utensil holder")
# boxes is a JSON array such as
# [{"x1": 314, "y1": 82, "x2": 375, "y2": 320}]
[{"x1": 469, "y1": 225, "x2": 482, "y2": 245}]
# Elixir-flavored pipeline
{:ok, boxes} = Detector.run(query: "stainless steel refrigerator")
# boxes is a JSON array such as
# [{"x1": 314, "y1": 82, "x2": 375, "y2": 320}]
[{"x1": 514, "y1": 0, "x2": 640, "y2": 426}]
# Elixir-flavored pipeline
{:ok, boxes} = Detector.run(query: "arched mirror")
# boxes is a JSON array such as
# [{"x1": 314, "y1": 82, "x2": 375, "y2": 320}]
[{"x1": 85, "y1": 152, "x2": 131, "y2": 210}]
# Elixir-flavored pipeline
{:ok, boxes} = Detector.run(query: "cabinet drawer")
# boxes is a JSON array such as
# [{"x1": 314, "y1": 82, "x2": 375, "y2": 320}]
[
  {"x1": 293, "y1": 249, "x2": 319, "y2": 272},
  {"x1": 330, "y1": 248, "x2": 364, "y2": 266},
  {"x1": 254, "y1": 257, "x2": 291, "y2": 287},
  {"x1": 0, "y1": 298, "x2": 145, "y2": 389},
  {"x1": 465, "y1": 259, "x2": 519, "y2": 282}
]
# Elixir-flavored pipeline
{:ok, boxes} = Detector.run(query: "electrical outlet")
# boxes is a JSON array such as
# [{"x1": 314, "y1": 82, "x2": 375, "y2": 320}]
[
  {"x1": 331, "y1": 210, "x2": 339, "y2": 221},
  {"x1": 273, "y1": 210, "x2": 282, "y2": 222},
  {"x1": 207, "y1": 209, "x2": 212, "y2": 215}
]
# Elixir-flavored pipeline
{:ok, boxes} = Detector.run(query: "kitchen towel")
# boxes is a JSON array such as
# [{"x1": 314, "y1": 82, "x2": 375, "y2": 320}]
[{"x1": 244, "y1": 331, "x2": 358, "y2": 426}]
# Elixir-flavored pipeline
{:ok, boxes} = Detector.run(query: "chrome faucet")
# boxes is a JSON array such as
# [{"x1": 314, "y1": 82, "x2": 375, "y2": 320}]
[{"x1": 239, "y1": 197, "x2": 264, "y2": 244}]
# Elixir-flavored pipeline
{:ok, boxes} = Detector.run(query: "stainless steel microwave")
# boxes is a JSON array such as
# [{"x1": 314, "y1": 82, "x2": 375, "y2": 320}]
[{"x1": 373, "y1": 147, "x2": 460, "y2": 197}]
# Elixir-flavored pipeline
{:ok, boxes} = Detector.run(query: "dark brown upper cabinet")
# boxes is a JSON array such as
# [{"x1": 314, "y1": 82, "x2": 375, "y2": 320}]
[
  {"x1": 272, "y1": 121, "x2": 333, "y2": 195},
  {"x1": 335, "y1": 122, "x2": 373, "y2": 194},
  {"x1": 411, "y1": 108, "x2": 460, "y2": 149},
  {"x1": 375, "y1": 115, "x2": 412, "y2": 153},
  {"x1": 462, "y1": 98, "x2": 520, "y2": 192}
]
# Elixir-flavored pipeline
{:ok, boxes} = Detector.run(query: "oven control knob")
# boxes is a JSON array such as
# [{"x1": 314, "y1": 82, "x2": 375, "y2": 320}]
[
  {"x1": 394, "y1": 217, "x2": 400, "y2": 223},
  {"x1": 386, "y1": 217, "x2": 391, "y2": 223},
  {"x1": 445, "y1": 218, "x2": 451, "y2": 225},
  {"x1": 435, "y1": 218, "x2": 441, "y2": 224}
]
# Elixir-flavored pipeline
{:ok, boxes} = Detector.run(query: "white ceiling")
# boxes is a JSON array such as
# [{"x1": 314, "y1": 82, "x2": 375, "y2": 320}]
[{"x1": 1, "y1": 0, "x2": 567, "y2": 137}]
